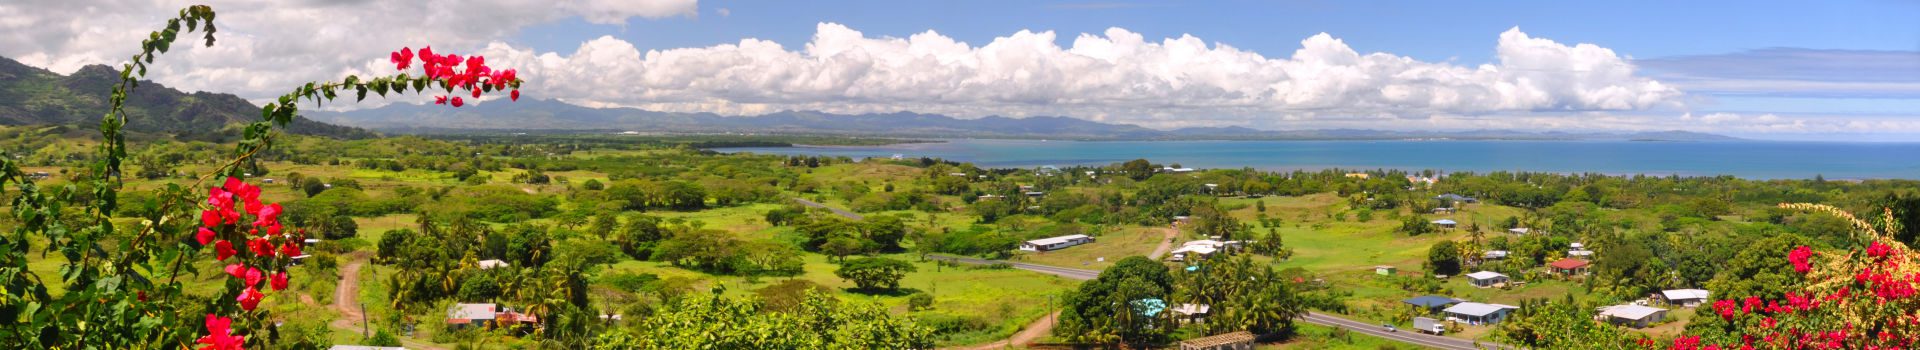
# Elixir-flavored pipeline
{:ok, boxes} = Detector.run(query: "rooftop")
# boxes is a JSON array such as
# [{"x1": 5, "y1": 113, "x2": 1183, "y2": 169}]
[
  {"x1": 1600, "y1": 305, "x2": 1667, "y2": 320},
  {"x1": 1432, "y1": 219, "x2": 1458, "y2": 225},
  {"x1": 1444, "y1": 302, "x2": 1517, "y2": 317},
  {"x1": 1403, "y1": 295, "x2": 1462, "y2": 308},
  {"x1": 1662, "y1": 289, "x2": 1712, "y2": 300},
  {"x1": 447, "y1": 303, "x2": 496, "y2": 322},
  {"x1": 1550, "y1": 258, "x2": 1590, "y2": 270},
  {"x1": 1465, "y1": 271, "x2": 1507, "y2": 280},
  {"x1": 1024, "y1": 234, "x2": 1091, "y2": 246},
  {"x1": 1180, "y1": 331, "x2": 1255, "y2": 348}
]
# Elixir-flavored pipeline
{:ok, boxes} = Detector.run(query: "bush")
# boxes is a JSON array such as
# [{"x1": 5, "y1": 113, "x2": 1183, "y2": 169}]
[{"x1": 908, "y1": 292, "x2": 935, "y2": 311}]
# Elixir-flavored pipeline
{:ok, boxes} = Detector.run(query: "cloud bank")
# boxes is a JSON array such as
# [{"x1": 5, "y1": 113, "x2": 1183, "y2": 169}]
[{"x1": 478, "y1": 24, "x2": 1681, "y2": 127}]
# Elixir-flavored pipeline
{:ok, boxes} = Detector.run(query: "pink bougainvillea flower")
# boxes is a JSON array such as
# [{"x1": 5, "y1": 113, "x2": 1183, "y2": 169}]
[
  {"x1": 248, "y1": 237, "x2": 274, "y2": 258},
  {"x1": 1790, "y1": 246, "x2": 1814, "y2": 274},
  {"x1": 195, "y1": 313, "x2": 245, "y2": 350},
  {"x1": 270, "y1": 271, "x2": 289, "y2": 291},
  {"x1": 451, "y1": 97, "x2": 464, "y2": 107},
  {"x1": 236, "y1": 286, "x2": 265, "y2": 311},
  {"x1": 252, "y1": 203, "x2": 281, "y2": 228},
  {"x1": 201, "y1": 209, "x2": 221, "y2": 228},
  {"x1": 224, "y1": 264, "x2": 245, "y2": 279},
  {"x1": 214, "y1": 240, "x2": 237, "y2": 261},
  {"x1": 471, "y1": 88, "x2": 481, "y2": 99},
  {"x1": 510, "y1": 89, "x2": 519, "y2": 101},
  {"x1": 435, "y1": 95, "x2": 448, "y2": 105},
  {"x1": 196, "y1": 227, "x2": 217, "y2": 245},
  {"x1": 391, "y1": 47, "x2": 414, "y2": 70},
  {"x1": 281, "y1": 242, "x2": 302, "y2": 258}
]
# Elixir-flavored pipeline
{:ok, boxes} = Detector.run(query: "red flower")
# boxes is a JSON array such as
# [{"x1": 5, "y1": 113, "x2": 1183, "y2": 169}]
[
  {"x1": 391, "y1": 47, "x2": 414, "y2": 70},
  {"x1": 202, "y1": 209, "x2": 221, "y2": 228},
  {"x1": 1789, "y1": 246, "x2": 1814, "y2": 274},
  {"x1": 471, "y1": 88, "x2": 481, "y2": 98},
  {"x1": 195, "y1": 313, "x2": 245, "y2": 350},
  {"x1": 252, "y1": 203, "x2": 281, "y2": 229},
  {"x1": 435, "y1": 95, "x2": 448, "y2": 105},
  {"x1": 197, "y1": 227, "x2": 218, "y2": 245},
  {"x1": 248, "y1": 237, "x2": 274, "y2": 258},
  {"x1": 214, "y1": 240, "x2": 237, "y2": 261},
  {"x1": 235, "y1": 286, "x2": 264, "y2": 311},
  {"x1": 270, "y1": 271, "x2": 289, "y2": 291},
  {"x1": 1866, "y1": 242, "x2": 1893, "y2": 258},
  {"x1": 451, "y1": 97, "x2": 464, "y2": 107},
  {"x1": 281, "y1": 242, "x2": 302, "y2": 258},
  {"x1": 510, "y1": 89, "x2": 519, "y2": 101}
]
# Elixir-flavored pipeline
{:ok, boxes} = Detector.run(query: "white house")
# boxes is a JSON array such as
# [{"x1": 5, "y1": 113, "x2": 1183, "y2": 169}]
[
  {"x1": 1657, "y1": 289, "x2": 1713, "y2": 308},
  {"x1": 1508, "y1": 228, "x2": 1531, "y2": 235},
  {"x1": 1465, "y1": 271, "x2": 1509, "y2": 288},
  {"x1": 1431, "y1": 219, "x2": 1458, "y2": 229},
  {"x1": 1598, "y1": 305, "x2": 1669, "y2": 328},
  {"x1": 1173, "y1": 303, "x2": 1211, "y2": 323},
  {"x1": 1443, "y1": 302, "x2": 1519, "y2": 325},
  {"x1": 1020, "y1": 234, "x2": 1095, "y2": 252},
  {"x1": 1169, "y1": 245, "x2": 1218, "y2": 262}
]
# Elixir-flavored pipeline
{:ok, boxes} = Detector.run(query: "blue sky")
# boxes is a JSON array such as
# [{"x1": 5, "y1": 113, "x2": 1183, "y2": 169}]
[{"x1": 6, "y1": 0, "x2": 1920, "y2": 140}]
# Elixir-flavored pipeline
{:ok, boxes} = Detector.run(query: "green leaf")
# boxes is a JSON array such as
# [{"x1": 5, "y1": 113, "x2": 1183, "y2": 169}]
[{"x1": 260, "y1": 103, "x2": 276, "y2": 121}]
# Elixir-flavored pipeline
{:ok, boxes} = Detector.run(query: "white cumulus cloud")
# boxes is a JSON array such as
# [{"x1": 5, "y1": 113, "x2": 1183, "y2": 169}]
[{"x1": 478, "y1": 24, "x2": 1682, "y2": 127}]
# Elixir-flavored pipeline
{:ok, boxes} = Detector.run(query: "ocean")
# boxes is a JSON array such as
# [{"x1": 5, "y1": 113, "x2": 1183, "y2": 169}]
[{"x1": 716, "y1": 139, "x2": 1920, "y2": 180}]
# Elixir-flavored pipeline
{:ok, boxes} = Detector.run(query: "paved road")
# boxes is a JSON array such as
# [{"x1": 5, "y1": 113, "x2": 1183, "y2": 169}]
[
  {"x1": 930, "y1": 254, "x2": 1509, "y2": 350},
  {"x1": 793, "y1": 198, "x2": 864, "y2": 220}
]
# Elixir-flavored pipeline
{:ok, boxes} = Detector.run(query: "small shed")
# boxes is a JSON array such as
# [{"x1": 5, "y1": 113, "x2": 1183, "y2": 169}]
[
  {"x1": 1657, "y1": 289, "x2": 1712, "y2": 308},
  {"x1": 1508, "y1": 228, "x2": 1531, "y2": 235},
  {"x1": 1599, "y1": 305, "x2": 1669, "y2": 328},
  {"x1": 1465, "y1": 271, "x2": 1508, "y2": 288},
  {"x1": 1375, "y1": 265, "x2": 1397, "y2": 276},
  {"x1": 1444, "y1": 302, "x2": 1519, "y2": 325},
  {"x1": 1431, "y1": 219, "x2": 1458, "y2": 229},
  {"x1": 1179, "y1": 331, "x2": 1255, "y2": 350},
  {"x1": 1549, "y1": 258, "x2": 1590, "y2": 276}
]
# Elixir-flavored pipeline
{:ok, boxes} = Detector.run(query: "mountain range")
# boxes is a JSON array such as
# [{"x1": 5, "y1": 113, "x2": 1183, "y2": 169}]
[
  {"x1": 305, "y1": 98, "x2": 1740, "y2": 141},
  {"x1": 0, "y1": 56, "x2": 374, "y2": 139}
]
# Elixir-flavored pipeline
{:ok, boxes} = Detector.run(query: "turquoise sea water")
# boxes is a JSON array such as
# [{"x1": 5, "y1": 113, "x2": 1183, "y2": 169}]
[{"x1": 718, "y1": 139, "x2": 1920, "y2": 180}]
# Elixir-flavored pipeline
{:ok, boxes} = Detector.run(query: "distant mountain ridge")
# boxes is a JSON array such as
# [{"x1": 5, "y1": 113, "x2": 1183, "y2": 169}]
[
  {"x1": 0, "y1": 56, "x2": 374, "y2": 139},
  {"x1": 308, "y1": 98, "x2": 1740, "y2": 141}
]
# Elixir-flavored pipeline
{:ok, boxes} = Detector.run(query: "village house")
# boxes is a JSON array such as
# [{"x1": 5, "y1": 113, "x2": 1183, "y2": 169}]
[
  {"x1": 1178, "y1": 331, "x2": 1255, "y2": 350},
  {"x1": 1344, "y1": 173, "x2": 1370, "y2": 179},
  {"x1": 1169, "y1": 242, "x2": 1221, "y2": 262},
  {"x1": 446, "y1": 303, "x2": 499, "y2": 330},
  {"x1": 1443, "y1": 302, "x2": 1519, "y2": 325},
  {"x1": 1431, "y1": 219, "x2": 1458, "y2": 229},
  {"x1": 1549, "y1": 258, "x2": 1590, "y2": 276},
  {"x1": 1508, "y1": 227, "x2": 1531, "y2": 235},
  {"x1": 1172, "y1": 303, "x2": 1211, "y2": 324},
  {"x1": 1598, "y1": 304, "x2": 1669, "y2": 328},
  {"x1": 1567, "y1": 243, "x2": 1594, "y2": 259},
  {"x1": 1019, "y1": 234, "x2": 1094, "y2": 252},
  {"x1": 1656, "y1": 289, "x2": 1712, "y2": 308},
  {"x1": 1465, "y1": 271, "x2": 1509, "y2": 288}
]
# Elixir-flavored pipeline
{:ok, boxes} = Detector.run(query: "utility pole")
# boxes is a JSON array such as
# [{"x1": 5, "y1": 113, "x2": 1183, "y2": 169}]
[{"x1": 361, "y1": 302, "x2": 369, "y2": 339}]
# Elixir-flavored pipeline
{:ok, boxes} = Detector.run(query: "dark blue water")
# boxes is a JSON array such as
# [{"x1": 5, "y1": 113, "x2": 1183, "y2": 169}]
[{"x1": 718, "y1": 139, "x2": 1920, "y2": 180}]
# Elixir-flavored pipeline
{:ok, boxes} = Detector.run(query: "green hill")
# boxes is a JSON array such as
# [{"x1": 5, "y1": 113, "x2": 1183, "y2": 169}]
[{"x1": 0, "y1": 56, "x2": 375, "y2": 140}]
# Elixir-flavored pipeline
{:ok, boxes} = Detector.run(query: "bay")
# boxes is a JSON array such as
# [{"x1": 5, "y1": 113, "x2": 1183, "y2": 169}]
[{"x1": 718, "y1": 139, "x2": 1920, "y2": 180}]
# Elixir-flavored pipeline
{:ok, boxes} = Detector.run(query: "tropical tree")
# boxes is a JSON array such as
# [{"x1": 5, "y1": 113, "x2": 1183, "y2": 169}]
[
  {"x1": 0, "y1": 5, "x2": 523, "y2": 348},
  {"x1": 834, "y1": 257, "x2": 916, "y2": 291}
]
